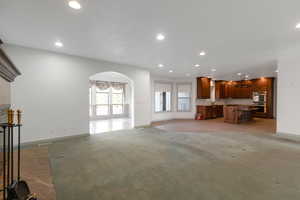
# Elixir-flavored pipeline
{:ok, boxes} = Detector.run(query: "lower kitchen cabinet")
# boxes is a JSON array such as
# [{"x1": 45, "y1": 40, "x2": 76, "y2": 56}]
[{"x1": 196, "y1": 105, "x2": 223, "y2": 120}]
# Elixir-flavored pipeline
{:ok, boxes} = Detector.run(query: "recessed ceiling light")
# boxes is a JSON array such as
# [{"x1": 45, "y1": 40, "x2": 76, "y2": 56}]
[
  {"x1": 156, "y1": 33, "x2": 165, "y2": 41},
  {"x1": 275, "y1": 69, "x2": 279, "y2": 73},
  {"x1": 237, "y1": 72, "x2": 242, "y2": 76},
  {"x1": 194, "y1": 64, "x2": 200, "y2": 67},
  {"x1": 68, "y1": 0, "x2": 81, "y2": 10},
  {"x1": 199, "y1": 51, "x2": 206, "y2": 56},
  {"x1": 55, "y1": 41, "x2": 63, "y2": 47},
  {"x1": 211, "y1": 69, "x2": 216, "y2": 72},
  {"x1": 245, "y1": 75, "x2": 249, "y2": 78},
  {"x1": 186, "y1": 73, "x2": 191, "y2": 76},
  {"x1": 296, "y1": 23, "x2": 300, "y2": 29},
  {"x1": 169, "y1": 70, "x2": 173, "y2": 73},
  {"x1": 158, "y1": 64, "x2": 164, "y2": 68}
]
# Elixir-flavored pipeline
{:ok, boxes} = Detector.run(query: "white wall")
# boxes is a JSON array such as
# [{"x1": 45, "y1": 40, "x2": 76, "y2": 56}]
[
  {"x1": 151, "y1": 76, "x2": 196, "y2": 122},
  {"x1": 0, "y1": 76, "x2": 10, "y2": 105},
  {"x1": 5, "y1": 44, "x2": 151, "y2": 143},
  {"x1": 277, "y1": 45, "x2": 300, "y2": 135},
  {"x1": 90, "y1": 71, "x2": 131, "y2": 83}
]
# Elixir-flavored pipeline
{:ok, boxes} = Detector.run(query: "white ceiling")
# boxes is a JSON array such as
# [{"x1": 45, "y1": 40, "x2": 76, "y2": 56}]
[{"x1": 1, "y1": 0, "x2": 300, "y2": 80}]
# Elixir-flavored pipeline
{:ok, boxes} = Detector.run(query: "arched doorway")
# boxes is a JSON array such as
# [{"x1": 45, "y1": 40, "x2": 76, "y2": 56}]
[{"x1": 89, "y1": 71, "x2": 134, "y2": 134}]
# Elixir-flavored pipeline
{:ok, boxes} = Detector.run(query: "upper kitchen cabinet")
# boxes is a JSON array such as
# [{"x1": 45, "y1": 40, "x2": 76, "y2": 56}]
[
  {"x1": 252, "y1": 77, "x2": 273, "y2": 92},
  {"x1": 216, "y1": 80, "x2": 252, "y2": 99},
  {"x1": 215, "y1": 81, "x2": 228, "y2": 99},
  {"x1": 197, "y1": 77, "x2": 211, "y2": 99},
  {"x1": 231, "y1": 80, "x2": 253, "y2": 99}
]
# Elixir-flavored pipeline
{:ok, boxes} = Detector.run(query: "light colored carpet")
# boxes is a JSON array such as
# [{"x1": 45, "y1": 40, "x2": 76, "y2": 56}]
[
  {"x1": 152, "y1": 118, "x2": 276, "y2": 134},
  {"x1": 49, "y1": 128, "x2": 300, "y2": 200}
]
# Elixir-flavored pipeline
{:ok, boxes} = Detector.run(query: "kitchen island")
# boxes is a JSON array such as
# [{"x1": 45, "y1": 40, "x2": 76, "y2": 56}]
[{"x1": 223, "y1": 105, "x2": 256, "y2": 124}]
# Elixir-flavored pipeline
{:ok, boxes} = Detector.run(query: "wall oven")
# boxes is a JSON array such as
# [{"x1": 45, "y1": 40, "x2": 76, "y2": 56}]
[{"x1": 253, "y1": 91, "x2": 267, "y2": 113}]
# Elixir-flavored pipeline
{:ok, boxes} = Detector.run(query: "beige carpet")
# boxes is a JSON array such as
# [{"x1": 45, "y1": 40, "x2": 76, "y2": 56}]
[
  {"x1": 48, "y1": 128, "x2": 300, "y2": 200},
  {"x1": 152, "y1": 118, "x2": 276, "y2": 134}
]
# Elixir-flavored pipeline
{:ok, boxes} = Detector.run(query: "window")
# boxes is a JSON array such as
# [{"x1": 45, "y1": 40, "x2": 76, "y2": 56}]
[
  {"x1": 111, "y1": 87, "x2": 124, "y2": 115},
  {"x1": 177, "y1": 83, "x2": 192, "y2": 112},
  {"x1": 90, "y1": 81, "x2": 125, "y2": 118},
  {"x1": 89, "y1": 87, "x2": 92, "y2": 117},
  {"x1": 96, "y1": 87, "x2": 110, "y2": 116},
  {"x1": 154, "y1": 82, "x2": 172, "y2": 112}
]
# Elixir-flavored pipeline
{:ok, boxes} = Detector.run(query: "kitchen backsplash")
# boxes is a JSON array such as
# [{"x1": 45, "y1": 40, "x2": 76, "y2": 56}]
[{"x1": 196, "y1": 98, "x2": 253, "y2": 105}]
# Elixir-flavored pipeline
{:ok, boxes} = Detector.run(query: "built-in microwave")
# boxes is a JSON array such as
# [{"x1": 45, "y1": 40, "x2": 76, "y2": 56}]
[{"x1": 253, "y1": 91, "x2": 266, "y2": 106}]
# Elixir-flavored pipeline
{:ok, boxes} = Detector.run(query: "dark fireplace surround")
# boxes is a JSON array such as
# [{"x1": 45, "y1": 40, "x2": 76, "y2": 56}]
[{"x1": 0, "y1": 39, "x2": 21, "y2": 123}]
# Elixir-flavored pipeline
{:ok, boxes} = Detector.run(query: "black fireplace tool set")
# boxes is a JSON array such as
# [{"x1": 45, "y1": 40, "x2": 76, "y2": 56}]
[{"x1": 0, "y1": 110, "x2": 37, "y2": 200}]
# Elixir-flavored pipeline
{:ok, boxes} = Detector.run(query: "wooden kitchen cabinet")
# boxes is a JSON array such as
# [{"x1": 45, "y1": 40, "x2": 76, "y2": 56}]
[
  {"x1": 196, "y1": 105, "x2": 223, "y2": 119},
  {"x1": 197, "y1": 77, "x2": 211, "y2": 99},
  {"x1": 224, "y1": 105, "x2": 254, "y2": 124},
  {"x1": 252, "y1": 78, "x2": 271, "y2": 92},
  {"x1": 252, "y1": 77, "x2": 274, "y2": 118},
  {"x1": 215, "y1": 81, "x2": 228, "y2": 99},
  {"x1": 197, "y1": 106, "x2": 213, "y2": 119},
  {"x1": 226, "y1": 80, "x2": 252, "y2": 99}
]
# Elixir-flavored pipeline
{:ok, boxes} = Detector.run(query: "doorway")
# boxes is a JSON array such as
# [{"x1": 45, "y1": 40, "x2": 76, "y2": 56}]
[{"x1": 89, "y1": 72, "x2": 134, "y2": 134}]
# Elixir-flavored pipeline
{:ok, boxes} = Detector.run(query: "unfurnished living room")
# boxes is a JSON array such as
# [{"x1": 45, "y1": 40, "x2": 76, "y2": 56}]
[{"x1": 0, "y1": 0, "x2": 300, "y2": 200}]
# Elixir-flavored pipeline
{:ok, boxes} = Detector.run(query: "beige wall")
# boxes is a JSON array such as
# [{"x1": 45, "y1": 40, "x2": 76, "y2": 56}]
[{"x1": 0, "y1": 76, "x2": 10, "y2": 105}]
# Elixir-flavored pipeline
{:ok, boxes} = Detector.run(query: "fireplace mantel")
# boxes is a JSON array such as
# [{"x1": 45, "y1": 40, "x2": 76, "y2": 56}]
[
  {"x1": 0, "y1": 39, "x2": 21, "y2": 123},
  {"x1": 0, "y1": 39, "x2": 21, "y2": 82}
]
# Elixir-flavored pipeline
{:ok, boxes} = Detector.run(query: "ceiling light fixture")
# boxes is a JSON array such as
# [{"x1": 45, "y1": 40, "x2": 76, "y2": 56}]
[
  {"x1": 199, "y1": 51, "x2": 206, "y2": 56},
  {"x1": 245, "y1": 75, "x2": 249, "y2": 78},
  {"x1": 296, "y1": 23, "x2": 300, "y2": 29},
  {"x1": 158, "y1": 64, "x2": 164, "y2": 68},
  {"x1": 211, "y1": 69, "x2": 216, "y2": 72},
  {"x1": 237, "y1": 72, "x2": 242, "y2": 76},
  {"x1": 186, "y1": 73, "x2": 191, "y2": 76},
  {"x1": 55, "y1": 41, "x2": 63, "y2": 47},
  {"x1": 68, "y1": 0, "x2": 81, "y2": 10},
  {"x1": 194, "y1": 64, "x2": 200, "y2": 67},
  {"x1": 169, "y1": 70, "x2": 173, "y2": 73},
  {"x1": 156, "y1": 33, "x2": 165, "y2": 41},
  {"x1": 275, "y1": 69, "x2": 279, "y2": 73}
]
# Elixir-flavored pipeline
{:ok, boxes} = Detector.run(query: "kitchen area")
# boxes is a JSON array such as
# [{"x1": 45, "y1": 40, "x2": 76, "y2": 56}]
[{"x1": 196, "y1": 77, "x2": 276, "y2": 127}]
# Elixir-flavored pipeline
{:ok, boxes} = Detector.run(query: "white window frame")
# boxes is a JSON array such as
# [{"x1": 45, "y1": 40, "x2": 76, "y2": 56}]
[
  {"x1": 154, "y1": 81, "x2": 173, "y2": 113},
  {"x1": 111, "y1": 86, "x2": 125, "y2": 115},
  {"x1": 95, "y1": 87, "x2": 110, "y2": 116},
  {"x1": 176, "y1": 83, "x2": 192, "y2": 112},
  {"x1": 90, "y1": 82, "x2": 126, "y2": 119}
]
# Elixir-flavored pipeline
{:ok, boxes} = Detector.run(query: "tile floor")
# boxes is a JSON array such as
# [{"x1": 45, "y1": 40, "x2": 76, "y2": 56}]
[{"x1": 89, "y1": 118, "x2": 133, "y2": 134}]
